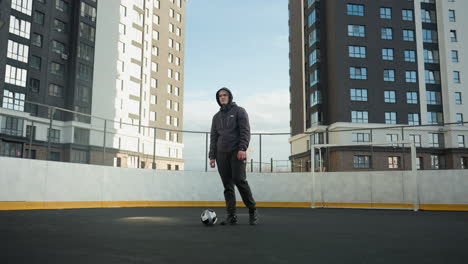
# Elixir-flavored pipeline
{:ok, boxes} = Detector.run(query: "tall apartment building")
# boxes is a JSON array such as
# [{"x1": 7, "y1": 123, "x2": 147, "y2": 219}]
[
  {"x1": 0, "y1": 0, "x2": 186, "y2": 170},
  {"x1": 93, "y1": 0, "x2": 185, "y2": 170},
  {"x1": 289, "y1": 0, "x2": 468, "y2": 171}
]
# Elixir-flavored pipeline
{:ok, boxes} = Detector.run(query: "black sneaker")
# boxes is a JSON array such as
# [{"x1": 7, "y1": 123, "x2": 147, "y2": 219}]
[
  {"x1": 249, "y1": 209, "x2": 259, "y2": 225},
  {"x1": 220, "y1": 214, "x2": 238, "y2": 225}
]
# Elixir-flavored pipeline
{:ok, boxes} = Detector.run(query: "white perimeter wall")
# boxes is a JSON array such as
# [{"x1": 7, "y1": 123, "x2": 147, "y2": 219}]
[{"x1": 1, "y1": 157, "x2": 467, "y2": 206}]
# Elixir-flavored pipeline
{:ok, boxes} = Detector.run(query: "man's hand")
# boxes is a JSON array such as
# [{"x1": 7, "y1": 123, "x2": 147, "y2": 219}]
[
  {"x1": 237, "y1": 151, "x2": 247, "y2": 161},
  {"x1": 210, "y1": 159, "x2": 216, "y2": 168}
]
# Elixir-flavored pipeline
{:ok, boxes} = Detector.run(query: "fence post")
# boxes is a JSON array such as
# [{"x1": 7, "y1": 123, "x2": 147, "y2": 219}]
[
  {"x1": 28, "y1": 121, "x2": 34, "y2": 158},
  {"x1": 47, "y1": 107, "x2": 54, "y2": 161},
  {"x1": 411, "y1": 143, "x2": 419, "y2": 211},
  {"x1": 259, "y1": 134, "x2": 262, "y2": 173},
  {"x1": 152, "y1": 127, "x2": 157, "y2": 169},
  {"x1": 311, "y1": 145, "x2": 315, "y2": 208},
  {"x1": 370, "y1": 129, "x2": 374, "y2": 169},
  {"x1": 251, "y1": 159, "x2": 253, "y2": 172},
  {"x1": 401, "y1": 126, "x2": 405, "y2": 170},
  {"x1": 102, "y1": 120, "x2": 107, "y2": 165},
  {"x1": 205, "y1": 132, "x2": 208, "y2": 172}
]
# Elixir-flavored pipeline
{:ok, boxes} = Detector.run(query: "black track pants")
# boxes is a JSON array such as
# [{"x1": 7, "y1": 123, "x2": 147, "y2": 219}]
[{"x1": 216, "y1": 151, "x2": 256, "y2": 214}]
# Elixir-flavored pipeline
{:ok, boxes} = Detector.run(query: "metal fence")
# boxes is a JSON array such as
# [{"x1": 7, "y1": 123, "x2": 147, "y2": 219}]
[{"x1": 1, "y1": 100, "x2": 467, "y2": 173}]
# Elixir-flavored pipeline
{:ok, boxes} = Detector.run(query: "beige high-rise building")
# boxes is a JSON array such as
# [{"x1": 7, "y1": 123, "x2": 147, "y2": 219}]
[{"x1": 92, "y1": 0, "x2": 186, "y2": 170}]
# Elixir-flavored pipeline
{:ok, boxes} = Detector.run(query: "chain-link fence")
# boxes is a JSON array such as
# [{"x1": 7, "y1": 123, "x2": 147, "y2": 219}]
[{"x1": 1, "y1": 101, "x2": 467, "y2": 173}]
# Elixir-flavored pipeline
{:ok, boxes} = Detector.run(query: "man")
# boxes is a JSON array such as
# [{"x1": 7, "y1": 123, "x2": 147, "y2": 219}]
[{"x1": 209, "y1": 87, "x2": 259, "y2": 225}]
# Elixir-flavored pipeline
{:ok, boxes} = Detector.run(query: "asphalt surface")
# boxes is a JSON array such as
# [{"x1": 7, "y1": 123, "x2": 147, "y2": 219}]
[{"x1": 1, "y1": 207, "x2": 468, "y2": 264}]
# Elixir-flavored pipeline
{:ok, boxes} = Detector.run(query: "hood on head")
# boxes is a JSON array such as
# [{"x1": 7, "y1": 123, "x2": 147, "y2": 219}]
[{"x1": 216, "y1": 87, "x2": 233, "y2": 106}]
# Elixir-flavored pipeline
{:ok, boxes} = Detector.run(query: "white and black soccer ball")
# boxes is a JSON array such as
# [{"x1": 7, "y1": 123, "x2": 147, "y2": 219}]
[{"x1": 201, "y1": 209, "x2": 217, "y2": 225}]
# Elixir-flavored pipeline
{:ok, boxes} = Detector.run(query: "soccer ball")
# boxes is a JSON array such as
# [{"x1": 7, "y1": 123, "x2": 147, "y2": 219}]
[{"x1": 201, "y1": 209, "x2": 217, "y2": 225}]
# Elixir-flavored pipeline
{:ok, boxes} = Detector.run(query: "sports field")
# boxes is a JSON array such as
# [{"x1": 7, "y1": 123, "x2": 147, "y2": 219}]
[{"x1": 1, "y1": 207, "x2": 468, "y2": 263}]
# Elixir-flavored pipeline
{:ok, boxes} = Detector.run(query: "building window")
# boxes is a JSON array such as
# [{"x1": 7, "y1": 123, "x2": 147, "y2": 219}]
[
  {"x1": 423, "y1": 29, "x2": 438, "y2": 43},
  {"x1": 406, "y1": 92, "x2": 418, "y2": 104},
  {"x1": 77, "y1": 63, "x2": 93, "y2": 81},
  {"x1": 49, "y1": 152, "x2": 61, "y2": 161},
  {"x1": 409, "y1": 135, "x2": 422, "y2": 147},
  {"x1": 458, "y1": 135, "x2": 465, "y2": 148},
  {"x1": 48, "y1": 128, "x2": 61, "y2": 143},
  {"x1": 430, "y1": 155, "x2": 440, "y2": 169},
  {"x1": 384, "y1": 91, "x2": 396, "y2": 103},
  {"x1": 461, "y1": 157, "x2": 467, "y2": 169},
  {"x1": 421, "y1": 8, "x2": 436, "y2": 22},
  {"x1": 309, "y1": 29, "x2": 317, "y2": 46},
  {"x1": 455, "y1": 92, "x2": 462, "y2": 105},
  {"x1": 427, "y1": 112, "x2": 443, "y2": 124},
  {"x1": 452, "y1": 50, "x2": 459, "y2": 62},
  {"x1": 350, "y1": 88, "x2": 367, "y2": 101},
  {"x1": 348, "y1": 46, "x2": 366, "y2": 58},
  {"x1": 29, "y1": 78, "x2": 40, "y2": 92},
  {"x1": 4, "y1": 64, "x2": 27, "y2": 87},
  {"x1": 33, "y1": 11, "x2": 45, "y2": 25},
  {"x1": 31, "y1": 33, "x2": 43, "y2": 47},
  {"x1": 71, "y1": 150, "x2": 88, "y2": 164},
  {"x1": 78, "y1": 43, "x2": 93, "y2": 61},
  {"x1": 416, "y1": 157, "x2": 423, "y2": 170},
  {"x1": 0, "y1": 115, "x2": 24, "y2": 136},
  {"x1": 351, "y1": 111, "x2": 368, "y2": 123},
  {"x1": 2, "y1": 90, "x2": 25, "y2": 112},
  {"x1": 79, "y1": 22, "x2": 95, "y2": 42},
  {"x1": 352, "y1": 133, "x2": 370, "y2": 142},
  {"x1": 11, "y1": 0, "x2": 33, "y2": 15},
  {"x1": 308, "y1": 9, "x2": 316, "y2": 27},
  {"x1": 9, "y1": 16, "x2": 31, "y2": 39},
  {"x1": 350, "y1": 67, "x2": 367, "y2": 80},
  {"x1": 450, "y1": 30, "x2": 457, "y2": 42},
  {"x1": 454, "y1": 71, "x2": 460, "y2": 83},
  {"x1": 385, "y1": 112, "x2": 397, "y2": 124},
  {"x1": 425, "y1": 70, "x2": 440, "y2": 84},
  {"x1": 54, "y1": 19, "x2": 66, "y2": 33},
  {"x1": 51, "y1": 40, "x2": 66, "y2": 54},
  {"x1": 429, "y1": 133, "x2": 442, "y2": 148},
  {"x1": 449, "y1": 10, "x2": 456, "y2": 22},
  {"x1": 0, "y1": 142, "x2": 23, "y2": 157},
  {"x1": 384, "y1": 69, "x2": 395, "y2": 82},
  {"x1": 402, "y1": 9, "x2": 414, "y2": 21},
  {"x1": 310, "y1": 90, "x2": 322, "y2": 106},
  {"x1": 353, "y1": 156, "x2": 370, "y2": 168},
  {"x1": 55, "y1": 0, "x2": 68, "y2": 12},
  {"x1": 381, "y1": 28, "x2": 393, "y2": 40},
  {"x1": 48, "y1": 84, "x2": 63, "y2": 97},
  {"x1": 50, "y1": 62, "x2": 64, "y2": 76},
  {"x1": 380, "y1": 7, "x2": 392, "y2": 19},
  {"x1": 7, "y1": 40, "x2": 29, "y2": 63},
  {"x1": 404, "y1": 50, "x2": 416, "y2": 62},
  {"x1": 30, "y1": 56, "x2": 41, "y2": 70},
  {"x1": 310, "y1": 111, "x2": 320, "y2": 126},
  {"x1": 80, "y1": 2, "x2": 96, "y2": 22},
  {"x1": 405, "y1": 71, "x2": 417, "y2": 83},
  {"x1": 310, "y1": 69, "x2": 318, "y2": 86},
  {"x1": 348, "y1": 25, "x2": 365, "y2": 37},
  {"x1": 309, "y1": 50, "x2": 317, "y2": 65},
  {"x1": 382, "y1": 48, "x2": 394, "y2": 60},
  {"x1": 388, "y1": 157, "x2": 400, "y2": 169},
  {"x1": 426, "y1": 91, "x2": 441, "y2": 105},
  {"x1": 456, "y1": 113, "x2": 464, "y2": 125},
  {"x1": 424, "y1": 49, "x2": 439, "y2": 63},
  {"x1": 74, "y1": 127, "x2": 90, "y2": 145},
  {"x1": 347, "y1": 4, "x2": 364, "y2": 16},
  {"x1": 403, "y1": 29, "x2": 415, "y2": 41},
  {"x1": 408, "y1": 113, "x2": 420, "y2": 125}
]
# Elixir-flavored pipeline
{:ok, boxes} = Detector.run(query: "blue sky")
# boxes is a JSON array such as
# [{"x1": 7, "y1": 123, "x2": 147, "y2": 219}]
[{"x1": 182, "y1": 0, "x2": 291, "y2": 170}]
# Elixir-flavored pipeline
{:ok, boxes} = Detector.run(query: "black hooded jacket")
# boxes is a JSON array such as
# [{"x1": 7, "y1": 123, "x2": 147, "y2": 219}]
[{"x1": 209, "y1": 88, "x2": 251, "y2": 160}]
